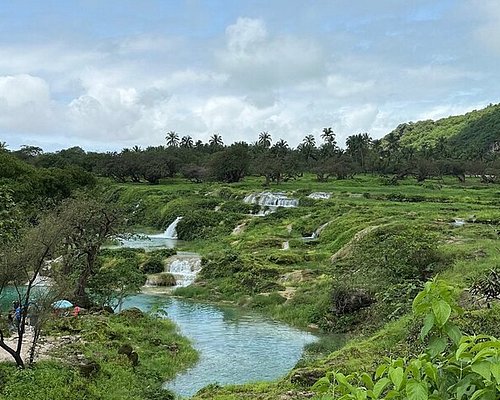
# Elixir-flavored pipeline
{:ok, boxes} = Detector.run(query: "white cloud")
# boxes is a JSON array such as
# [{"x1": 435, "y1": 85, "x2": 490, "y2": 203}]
[
  {"x1": 0, "y1": 74, "x2": 55, "y2": 132},
  {"x1": 219, "y1": 18, "x2": 327, "y2": 91},
  {"x1": 1, "y1": 4, "x2": 499, "y2": 151},
  {"x1": 226, "y1": 17, "x2": 268, "y2": 52}
]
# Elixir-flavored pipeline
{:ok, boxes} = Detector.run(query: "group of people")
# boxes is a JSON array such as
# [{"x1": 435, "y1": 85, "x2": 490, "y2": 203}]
[{"x1": 7, "y1": 301, "x2": 37, "y2": 333}]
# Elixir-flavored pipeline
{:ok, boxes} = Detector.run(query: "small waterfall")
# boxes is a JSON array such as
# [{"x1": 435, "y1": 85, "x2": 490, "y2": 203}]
[
  {"x1": 308, "y1": 192, "x2": 331, "y2": 200},
  {"x1": 167, "y1": 253, "x2": 202, "y2": 287},
  {"x1": 164, "y1": 217, "x2": 183, "y2": 239},
  {"x1": 302, "y1": 221, "x2": 330, "y2": 241},
  {"x1": 244, "y1": 192, "x2": 299, "y2": 208},
  {"x1": 149, "y1": 217, "x2": 183, "y2": 239},
  {"x1": 282, "y1": 241, "x2": 290, "y2": 250}
]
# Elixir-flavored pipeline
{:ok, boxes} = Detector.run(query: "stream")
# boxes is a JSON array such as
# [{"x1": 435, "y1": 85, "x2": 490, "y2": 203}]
[{"x1": 122, "y1": 293, "x2": 317, "y2": 398}]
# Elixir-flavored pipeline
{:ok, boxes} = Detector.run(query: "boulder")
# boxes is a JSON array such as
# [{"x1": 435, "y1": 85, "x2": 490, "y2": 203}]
[
  {"x1": 290, "y1": 368, "x2": 327, "y2": 386},
  {"x1": 79, "y1": 361, "x2": 100, "y2": 377},
  {"x1": 118, "y1": 343, "x2": 133, "y2": 356}
]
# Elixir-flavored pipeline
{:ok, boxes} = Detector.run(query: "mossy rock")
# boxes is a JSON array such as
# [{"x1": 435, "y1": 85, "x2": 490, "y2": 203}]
[
  {"x1": 119, "y1": 308, "x2": 144, "y2": 320},
  {"x1": 147, "y1": 272, "x2": 176, "y2": 286},
  {"x1": 289, "y1": 367, "x2": 327, "y2": 386}
]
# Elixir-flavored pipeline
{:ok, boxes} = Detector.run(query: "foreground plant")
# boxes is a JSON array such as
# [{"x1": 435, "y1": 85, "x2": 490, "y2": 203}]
[{"x1": 313, "y1": 279, "x2": 500, "y2": 400}]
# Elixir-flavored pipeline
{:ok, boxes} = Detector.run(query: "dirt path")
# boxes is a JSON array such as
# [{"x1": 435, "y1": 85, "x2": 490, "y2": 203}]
[{"x1": 0, "y1": 331, "x2": 57, "y2": 364}]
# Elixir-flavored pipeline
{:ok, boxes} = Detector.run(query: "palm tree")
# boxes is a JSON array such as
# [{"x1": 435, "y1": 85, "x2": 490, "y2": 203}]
[
  {"x1": 274, "y1": 139, "x2": 288, "y2": 150},
  {"x1": 0, "y1": 142, "x2": 8, "y2": 152},
  {"x1": 346, "y1": 132, "x2": 372, "y2": 170},
  {"x1": 302, "y1": 134, "x2": 316, "y2": 148},
  {"x1": 180, "y1": 135, "x2": 194, "y2": 148},
  {"x1": 271, "y1": 138, "x2": 289, "y2": 156},
  {"x1": 321, "y1": 127, "x2": 336, "y2": 146},
  {"x1": 165, "y1": 131, "x2": 180, "y2": 147},
  {"x1": 132, "y1": 145, "x2": 141, "y2": 152},
  {"x1": 209, "y1": 133, "x2": 224, "y2": 147},
  {"x1": 258, "y1": 131, "x2": 272, "y2": 148}
]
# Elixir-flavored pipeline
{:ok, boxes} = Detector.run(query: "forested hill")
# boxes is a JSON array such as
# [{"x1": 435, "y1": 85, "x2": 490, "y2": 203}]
[{"x1": 384, "y1": 103, "x2": 500, "y2": 159}]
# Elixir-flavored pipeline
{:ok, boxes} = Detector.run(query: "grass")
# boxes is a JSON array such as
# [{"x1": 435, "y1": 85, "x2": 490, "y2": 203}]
[
  {"x1": 107, "y1": 173, "x2": 500, "y2": 398},
  {"x1": 0, "y1": 310, "x2": 198, "y2": 400}
]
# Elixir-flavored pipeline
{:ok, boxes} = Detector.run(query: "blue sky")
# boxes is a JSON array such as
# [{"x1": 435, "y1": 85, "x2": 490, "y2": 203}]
[{"x1": 0, "y1": 0, "x2": 499, "y2": 151}]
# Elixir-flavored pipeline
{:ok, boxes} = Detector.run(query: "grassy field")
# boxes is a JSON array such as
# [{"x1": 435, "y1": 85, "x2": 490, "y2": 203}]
[{"x1": 109, "y1": 174, "x2": 499, "y2": 399}]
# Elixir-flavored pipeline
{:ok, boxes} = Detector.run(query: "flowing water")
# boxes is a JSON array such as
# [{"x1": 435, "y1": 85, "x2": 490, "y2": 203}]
[
  {"x1": 111, "y1": 217, "x2": 184, "y2": 250},
  {"x1": 122, "y1": 294, "x2": 317, "y2": 398}
]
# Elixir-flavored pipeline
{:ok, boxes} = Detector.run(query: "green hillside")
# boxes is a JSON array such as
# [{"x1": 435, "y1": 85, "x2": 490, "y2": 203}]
[{"x1": 385, "y1": 103, "x2": 500, "y2": 158}]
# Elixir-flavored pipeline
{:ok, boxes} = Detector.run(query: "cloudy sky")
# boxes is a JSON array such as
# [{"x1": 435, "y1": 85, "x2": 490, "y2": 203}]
[{"x1": 1, "y1": 0, "x2": 499, "y2": 151}]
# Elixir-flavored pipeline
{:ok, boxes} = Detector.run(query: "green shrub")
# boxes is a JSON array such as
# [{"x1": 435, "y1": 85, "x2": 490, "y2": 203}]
[
  {"x1": 142, "y1": 257, "x2": 164, "y2": 274},
  {"x1": 250, "y1": 292, "x2": 287, "y2": 308},
  {"x1": 218, "y1": 200, "x2": 255, "y2": 214}
]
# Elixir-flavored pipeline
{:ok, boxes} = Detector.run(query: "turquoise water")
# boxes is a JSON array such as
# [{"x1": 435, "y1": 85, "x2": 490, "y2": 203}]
[{"x1": 123, "y1": 294, "x2": 317, "y2": 398}]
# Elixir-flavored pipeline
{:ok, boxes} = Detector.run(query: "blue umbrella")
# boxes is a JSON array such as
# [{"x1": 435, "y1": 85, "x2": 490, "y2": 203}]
[{"x1": 52, "y1": 299, "x2": 74, "y2": 309}]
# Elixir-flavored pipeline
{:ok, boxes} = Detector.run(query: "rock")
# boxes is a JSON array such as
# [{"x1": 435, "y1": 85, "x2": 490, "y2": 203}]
[
  {"x1": 290, "y1": 368, "x2": 327, "y2": 386},
  {"x1": 117, "y1": 343, "x2": 133, "y2": 356},
  {"x1": 280, "y1": 390, "x2": 316, "y2": 399},
  {"x1": 119, "y1": 308, "x2": 143, "y2": 319},
  {"x1": 149, "y1": 338, "x2": 162, "y2": 346},
  {"x1": 79, "y1": 361, "x2": 100, "y2": 377},
  {"x1": 128, "y1": 351, "x2": 139, "y2": 366},
  {"x1": 332, "y1": 288, "x2": 374, "y2": 315},
  {"x1": 307, "y1": 323, "x2": 320, "y2": 330},
  {"x1": 165, "y1": 343, "x2": 180, "y2": 353}
]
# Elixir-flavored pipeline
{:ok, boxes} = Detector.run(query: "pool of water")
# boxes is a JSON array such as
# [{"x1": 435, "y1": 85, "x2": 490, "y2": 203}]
[
  {"x1": 123, "y1": 294, "x2": 318, "y2": 398},
  {"x1": 106, "y1": 236, "x2": 180, "y2": 250}
]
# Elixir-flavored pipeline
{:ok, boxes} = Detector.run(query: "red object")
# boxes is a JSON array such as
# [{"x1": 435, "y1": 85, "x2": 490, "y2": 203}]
[{"x1": 73, "y1": 306, "x2": 81, "y2": 317}]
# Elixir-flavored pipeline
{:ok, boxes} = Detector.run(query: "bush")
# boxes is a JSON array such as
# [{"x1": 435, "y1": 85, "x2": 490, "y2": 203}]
[
  {"x1": 142, "y1": 258, "x2": 164, "y2": 274},
  {"x1": 148, "y1": 273, "x2": 176, "y2": 287},
  {"x1": 218, "y1": 201, "x2": 255, "y2": 214},
  {"x1": 250, "y1": 292, "x2": 287, "y2": 308}
]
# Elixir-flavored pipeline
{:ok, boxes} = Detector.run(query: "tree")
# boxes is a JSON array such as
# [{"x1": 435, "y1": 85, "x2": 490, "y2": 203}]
[
  {"x1": 209, "y1": 133, "x2": 224, "y2": 148},
  {"x1": 346, "y1": 132, "x2": 372, "y2": 171},
  {"x1": 165, "y1": 131, "x2": 180, "y2": 147},
  {"x1": 58, "y1": 195, "x2": 127, "y2": 308},
  {"x1": 273, "y1": 139, "x2": 289, "y2": 156},
  {"x1": 88, "y1": 258, "x2": 145, "y2": 311},
  {"x1": 180, "y1": 135, "x2": 194, "y2": 148},
  {"x1": 209, "y1": 143, "x2": 249, "y2": 183},
  {"x1": 0, "y1": 212, "x2": 65, "y2": 368},
  {"x1": 321, "y1": 127, "x2": 336, "y2": 146},
  {"x1": 258, "y1": 131, "x2": 272, "y2": 148},
  {"x1": 0, "y1": 142, "x2": 8, "y2": 152}
]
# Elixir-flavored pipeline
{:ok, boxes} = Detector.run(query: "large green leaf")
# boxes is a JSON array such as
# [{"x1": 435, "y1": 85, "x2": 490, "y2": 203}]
[
  {"x1": 406, "y1": 380, "x2": 428, "y2": 400},
  {"x1": 420, "y1": 313, "x2": 435, "y2": 340},
  {"x1": 432, "y1": 300, "x2": 451, "y2": 327},
  {"x1": 372, "y1": 377, "x2": 390, "y2": 398},
  {"x1": 428, "y1": 336, "x2": 447, "y2": 358},
  {"x1": 444, "y1": 322, "x2": 462, "y2": 345},
  {"x1": 471, "y1": 361, "x2": 492, "y2": 381},
  {"x1": 389, "y1": 367, "x2": 404, "y2": 391}
]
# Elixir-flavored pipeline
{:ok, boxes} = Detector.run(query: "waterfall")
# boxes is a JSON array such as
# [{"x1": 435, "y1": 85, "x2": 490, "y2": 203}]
[
  {"x1": 164, "y1": 217, "x2": 183, "y2": 239},
  {"x1": 148, "y1": 217, "x2": 183, "y2": 239},
  {"x1": 308, "y1": 192, "x2": 331, "y2": 200},
  {"x1": 167, "y1": 253, "x2": 202, "y2": 287},
  {"x1": 244, "y1": 192, "x2": 299, "y2": 208}
]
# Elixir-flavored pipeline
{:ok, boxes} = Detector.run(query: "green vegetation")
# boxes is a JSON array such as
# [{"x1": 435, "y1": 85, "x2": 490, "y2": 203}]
[
  {"x1": 1, "y1": 104, "x2": 499, "y2": 398},
  {"x1": 388, "y1": 103, "x2": 500, "y2": 158},
  {"x1": 105, "y1": 173, "x2": 499, "y2": 399},
  {"x1": 0, "y1": 309, "x2": 198, "y2": 400}
]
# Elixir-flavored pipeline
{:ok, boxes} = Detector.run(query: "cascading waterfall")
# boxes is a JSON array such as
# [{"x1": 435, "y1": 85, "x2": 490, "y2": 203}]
[
  {"x1": 149, "y1": 216, "x2": 183, "y2": 239},
  {"x1": 167, "y1": 253, "x2": 202, "y2": 287},
  {"x1": 307, "y1": 192, "x2": 331, "y2": 200},
  {"x1": 244, "y1": 192, "x2": 299, "y2": 209}
]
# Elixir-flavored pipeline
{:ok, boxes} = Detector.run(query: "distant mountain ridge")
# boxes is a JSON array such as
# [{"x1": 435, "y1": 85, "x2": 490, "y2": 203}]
[{"x1": 384, "y1": 103, "x2": 500, "y2": 158}]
